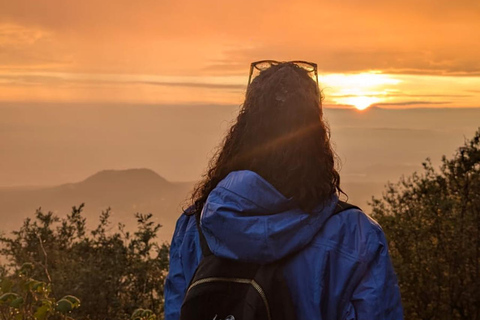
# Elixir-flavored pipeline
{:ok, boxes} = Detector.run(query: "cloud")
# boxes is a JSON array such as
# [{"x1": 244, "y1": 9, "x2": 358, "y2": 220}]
[
  {"x1": 331, "y1": 93, "x2": 471, "y2": 98},
  {"x1": 0, "y1": 24, "x2": 47, "y2": 46},
  {"x1": 0, "y1": 73, "x2": 247, "y2": 90},
  {"x1": 1, "y1": 0, "x2": 480, "y2": 105},
  {"x1": 215, "y1": 47, "x2": 480, "y2": 76},
  {"x1": 0, "y1": 24, "x2": 70, "y2": 70},
  {"x1": 372, "y1": 101, "x2": 451, "y2": 107},
  {"x1": 387, "y1": 68, "x2": 480, "y2": 77},
  {"x1": 0, "y1": 0, "x2": 479, "y2": 76},
  {"x1": 140, "y1": 81, "x2": 245, "y2": 90}
]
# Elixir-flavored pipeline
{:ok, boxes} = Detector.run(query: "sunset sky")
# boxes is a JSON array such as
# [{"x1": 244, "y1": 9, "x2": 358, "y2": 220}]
[{"x1": 1, "y1": 0, "x2": 480, "y2": 110}]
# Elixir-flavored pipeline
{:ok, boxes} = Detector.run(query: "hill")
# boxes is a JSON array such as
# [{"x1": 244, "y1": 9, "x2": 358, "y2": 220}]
[{"x1": 0, "y1": 168, "x2": 195, "y2": 241}]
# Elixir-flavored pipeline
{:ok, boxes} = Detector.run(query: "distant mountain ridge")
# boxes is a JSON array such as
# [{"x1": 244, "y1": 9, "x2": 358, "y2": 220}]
[
  {"x1": 0, "y1": 168, "x2": 195, "y2": 241},
  {"x1": 78, "y1": 168, "x2": 169, "y2": 187}
]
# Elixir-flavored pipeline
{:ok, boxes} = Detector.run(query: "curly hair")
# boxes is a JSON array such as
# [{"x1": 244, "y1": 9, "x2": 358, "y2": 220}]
[{"x1": 189, "y1": 62, "x2": 342, "y2": 216}]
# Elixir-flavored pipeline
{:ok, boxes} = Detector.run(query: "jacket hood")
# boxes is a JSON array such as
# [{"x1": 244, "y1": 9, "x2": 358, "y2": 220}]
[{"x1": 200, "y1": 170, "x2": 339, "y2": 263}]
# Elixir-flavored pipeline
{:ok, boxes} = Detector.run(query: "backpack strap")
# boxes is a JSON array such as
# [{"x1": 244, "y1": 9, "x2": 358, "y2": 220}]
[
  {"x1": 334, "y1": 200, "x2": 361, "y2": 214},
  {"x1": 194, "y1": 208, "x2": 213, "y2": 257}
]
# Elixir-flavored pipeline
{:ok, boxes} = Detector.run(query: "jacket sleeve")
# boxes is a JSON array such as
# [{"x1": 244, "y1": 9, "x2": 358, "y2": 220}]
[
  {"x1": 164, "y1": 210, "x2": 202, "y2": 320},
  {"x1": 345, "y1": 228, "x2": 404, "y2": 320},
  {"x1": 164, "y1": 214, "x2": 189, "y2": 320}
]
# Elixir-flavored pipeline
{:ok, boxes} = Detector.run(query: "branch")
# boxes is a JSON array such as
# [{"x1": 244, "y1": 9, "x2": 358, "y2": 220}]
[{"x1": 36, "y1": 233, "x2": 52, "y2": 284}]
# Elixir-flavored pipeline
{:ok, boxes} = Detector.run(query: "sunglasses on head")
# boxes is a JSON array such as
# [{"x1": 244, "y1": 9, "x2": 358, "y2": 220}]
[{"x1": 247, "y1": 60, "x2": 319, "y2": 87}]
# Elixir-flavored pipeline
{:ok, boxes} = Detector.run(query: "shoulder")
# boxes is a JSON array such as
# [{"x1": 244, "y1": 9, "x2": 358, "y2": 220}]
[
  {"x1": 171, "y1": 206, "x2": 198, "y2": 244},
  {"x1": 170, "y1": 206, "x2": 202, "y2": 273},
  {"x1": 318, "y1": 206, "x2": 387, "y2": 262}
]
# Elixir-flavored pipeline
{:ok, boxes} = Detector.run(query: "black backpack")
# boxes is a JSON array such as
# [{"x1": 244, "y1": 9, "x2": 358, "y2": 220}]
[{"x1": 179, "y1": 201, "x2": 359, "y2": 320}]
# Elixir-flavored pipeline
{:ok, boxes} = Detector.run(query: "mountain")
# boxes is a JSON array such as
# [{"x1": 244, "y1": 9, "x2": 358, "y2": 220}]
[{"x1": 0, "y1": 169, "x2": 195, "y2": 241}]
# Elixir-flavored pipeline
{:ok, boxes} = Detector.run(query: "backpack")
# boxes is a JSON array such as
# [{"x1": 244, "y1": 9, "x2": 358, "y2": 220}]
[{"x1": 179, "y1": 200, "x2": 359, "y2": 320}]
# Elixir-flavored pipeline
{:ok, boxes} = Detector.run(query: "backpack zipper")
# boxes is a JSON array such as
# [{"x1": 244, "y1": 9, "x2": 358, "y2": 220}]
[{"x1": 187, "y1": 277, "x2": 272, "y2": 320}]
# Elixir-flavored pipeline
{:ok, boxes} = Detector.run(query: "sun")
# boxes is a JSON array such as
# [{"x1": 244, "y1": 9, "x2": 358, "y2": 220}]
[
  {"x1": 342, "y1": 96, "x2": 381, "y2": 110},
  {"x1": 322, "y1": 72, "x2": 401, "y2": 110}
]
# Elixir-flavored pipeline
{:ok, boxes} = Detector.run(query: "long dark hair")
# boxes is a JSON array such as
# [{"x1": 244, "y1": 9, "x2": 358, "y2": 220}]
[{"x1": 190, "y1": 62, "x2": 342, "y2": 215}]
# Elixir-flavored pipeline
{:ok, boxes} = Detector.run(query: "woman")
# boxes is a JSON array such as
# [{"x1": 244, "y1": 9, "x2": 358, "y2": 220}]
[{"x1": 164, "y1": 61, "x2": 403, "y2": 320}]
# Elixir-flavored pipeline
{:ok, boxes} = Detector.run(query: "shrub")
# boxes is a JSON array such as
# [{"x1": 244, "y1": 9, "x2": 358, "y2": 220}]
[
  {"x1": 0, "y1": 205, "x2": 169, "y2": 320},
  {"x1": 371, "y1": 129, "x2": 480, "y2": 320}
]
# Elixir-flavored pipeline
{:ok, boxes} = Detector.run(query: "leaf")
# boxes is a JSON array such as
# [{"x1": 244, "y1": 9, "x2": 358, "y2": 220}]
[
  {"x1": 0, "y1": 278, "x2": 13, "y2": 294},
  {"x1": 62, "y1": 295, "x2": 81, "y2": 308},
  {"x1": 34, "y1": 302, "x2": 52, "y2": 320},
  {"x1": 0, "y1": 292, "x2": 18, "y2": 303},
  {"x1": 19, "y1": 263, "x2": 34, "y2": 274},
  {"x1": 132, "y1": 308, "x2": 145, "y2": 319},
  {"x1": 10, "y1": 296, "x2": 24, "y2": 308},
  {"x1": 141, "y1": 309, "x2": 153, "y2": 317},
  {"x1": 32, "y1": 281, "x2": 46, "y2": 293},
  {"x1": 56, "y1": 299, "x2": 73, "y2": 313}
]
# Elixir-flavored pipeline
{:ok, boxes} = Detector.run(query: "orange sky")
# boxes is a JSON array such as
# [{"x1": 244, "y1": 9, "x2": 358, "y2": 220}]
[{"x1": 1, "y1": 0, "x2": 479, "y2": 109}]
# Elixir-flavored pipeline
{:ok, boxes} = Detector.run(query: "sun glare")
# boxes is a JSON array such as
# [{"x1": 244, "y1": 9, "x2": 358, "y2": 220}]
[
  {"x1": 322, "y1": 72, "x2": 401, "y2": 110},
  {"x1": 342, "y1": 96, "x2": 382, "y2": 110}
]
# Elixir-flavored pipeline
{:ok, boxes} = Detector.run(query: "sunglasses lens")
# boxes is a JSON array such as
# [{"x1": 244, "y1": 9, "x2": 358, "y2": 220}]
[
  {"x1": 294, "y1": 62, "x2": 315, "y2": 72},
  {"x1": 293, "y1": 62, "x2": 317, "y2": 83},
  {"x1": 255, "y1": 61, "x2": 274, "y2": 71}
]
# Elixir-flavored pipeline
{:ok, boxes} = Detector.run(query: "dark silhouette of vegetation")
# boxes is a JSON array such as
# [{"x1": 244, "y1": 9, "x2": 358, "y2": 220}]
[
  {"x1": 371, "y1": 128, "x2": 480, "y2": 320},
  {"x1": 2, "y1": 129, "x2": 480, "y2": 319},
  {"x1": 0, "y1": 262, "x2": 80, "y2": 320},
  {"x1": 0, "y1": 204, "x2": 169, "y2": 320}
]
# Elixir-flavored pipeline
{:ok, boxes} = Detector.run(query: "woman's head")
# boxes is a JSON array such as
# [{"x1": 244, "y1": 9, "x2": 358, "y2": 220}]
[{"x1": 191, "y1": 62, "x2": 341, "y2": 214}]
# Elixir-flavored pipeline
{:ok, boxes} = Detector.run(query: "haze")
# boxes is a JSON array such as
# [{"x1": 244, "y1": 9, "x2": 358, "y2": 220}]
[
  {"x1": 1, "y1": 102, "x2": 478, "y2": 188},
  {"x1": 0, "y1": 0, "x2": 479, "y2": 239}
]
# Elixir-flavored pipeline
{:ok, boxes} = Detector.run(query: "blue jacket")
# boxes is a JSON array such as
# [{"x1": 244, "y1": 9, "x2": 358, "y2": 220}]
[{"x1": 164, "y1": 170, "x2": 403, "y2": 320}]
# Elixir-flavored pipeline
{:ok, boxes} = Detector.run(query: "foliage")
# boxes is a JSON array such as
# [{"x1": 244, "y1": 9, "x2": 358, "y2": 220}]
[
  {"x1": 0, "y1": 205, "x2": 169, "y2": 320},
  {"x1": 131, "y1": 308, "x2": 157, "y2": 320},
  {"x1": 371, "y1": 129, "x2": 480, "y2": 320},
  {"x1": 0, "y1": 262, "x2": 80, "y2": 320}
]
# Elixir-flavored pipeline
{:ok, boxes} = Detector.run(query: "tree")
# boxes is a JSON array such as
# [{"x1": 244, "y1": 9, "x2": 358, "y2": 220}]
[
  {"x1": 0, "y1": 205, "x2": 169, "y2": 320},
  {"x1": 371, "y1": 128, "x2": 480, "y2": 320}
]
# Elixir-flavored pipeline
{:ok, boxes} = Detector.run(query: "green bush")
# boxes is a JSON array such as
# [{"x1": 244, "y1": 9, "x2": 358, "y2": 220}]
[
  {"x1": 0, "y1": 205, "x2": 169, "y2": 320},
  {"x1": 371, "y1": 128, "x2": 480, "y2": 320},
  {"x1": 0, "y1": 262, "x2": 80, "y2": 320}
]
